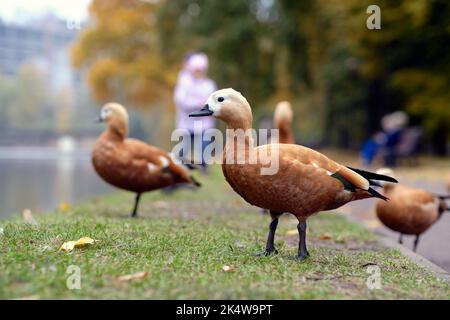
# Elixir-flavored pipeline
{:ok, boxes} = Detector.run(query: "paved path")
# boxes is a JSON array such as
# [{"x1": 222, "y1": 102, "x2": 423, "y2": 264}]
[{"x1": 341, "y1": 174, "x2": 450, "y2": 272}]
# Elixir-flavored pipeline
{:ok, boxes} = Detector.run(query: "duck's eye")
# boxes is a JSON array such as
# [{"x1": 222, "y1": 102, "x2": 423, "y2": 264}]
[{"x1": 217, "y1": 97, "x2": 225, "y2": 102}]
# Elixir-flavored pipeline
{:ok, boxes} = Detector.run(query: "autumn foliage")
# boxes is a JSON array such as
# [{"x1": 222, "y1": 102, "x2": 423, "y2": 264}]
[{"x1": 72, "y1": 0, "x2": 450, "y2": 151}]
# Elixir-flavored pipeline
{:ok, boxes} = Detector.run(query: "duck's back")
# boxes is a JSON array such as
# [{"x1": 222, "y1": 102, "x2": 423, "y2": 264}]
[
  {"x1": 222, "y1": 143, "x2": 360, "y2": 217},
  {"x1": 376, "y1": 185, "x2": 439, "y2": 235},
  {"x1": 92, "y1": 133, "x2": 187, "y2": 193}
]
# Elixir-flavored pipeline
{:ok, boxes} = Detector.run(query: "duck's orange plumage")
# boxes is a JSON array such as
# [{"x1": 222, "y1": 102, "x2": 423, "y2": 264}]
[
  {"x1": 375, "y1": 168, "x2": 448, "y2": 251},
  {"x1": 92, "y1": 103, "x2": 200, "y2": 217},
  {"x1": 190, "y1": 88, "x2": 397, "y2": 260},
  {"x1": 273, "y1": 101, "x2": 295, "y2": 144}
]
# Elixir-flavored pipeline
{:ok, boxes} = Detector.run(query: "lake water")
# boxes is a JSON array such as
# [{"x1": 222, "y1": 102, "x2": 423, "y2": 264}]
[{"x1": 0, "y1": 147, "x2": 113, "y2": 218}]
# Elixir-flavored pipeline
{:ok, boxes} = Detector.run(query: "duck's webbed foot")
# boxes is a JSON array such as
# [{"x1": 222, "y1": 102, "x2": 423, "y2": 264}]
[
  {"x1": 297, "y1": 220, "x2": 310, "y2": 261},
  {"x1": 256, "y1": 248, "x2": 279, "y2": 257}
]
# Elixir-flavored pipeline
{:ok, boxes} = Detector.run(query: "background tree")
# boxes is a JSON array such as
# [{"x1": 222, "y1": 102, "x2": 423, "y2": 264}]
[
  {"x1": 72, "y1": 0, "x2": 450, "y2": 153},
  {"x1": 72, "y1": 0, "x2": 172, "y2": 107}
]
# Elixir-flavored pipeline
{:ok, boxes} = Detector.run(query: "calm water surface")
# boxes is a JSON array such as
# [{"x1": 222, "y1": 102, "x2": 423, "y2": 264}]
[{"x1": 0, "y1": 147, "x2": 113, "y2": 218}]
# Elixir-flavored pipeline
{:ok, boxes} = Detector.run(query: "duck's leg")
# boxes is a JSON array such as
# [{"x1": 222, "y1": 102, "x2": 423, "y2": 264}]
[
  {"x1": 413, "y1": 235, "x2": 420, "y2": 252},
  {"x1": 297, "y1": 220, "x2": 309, "y2": 261},
  {"x1": 131, "y1": 193, "x2": 142, "y2": 218},
  {"x1": 258, "y1": 211, "x2": 281, "y2": 256},
  {"x1": 398, "y1": 233, "x2": 403, "y2": 244}
]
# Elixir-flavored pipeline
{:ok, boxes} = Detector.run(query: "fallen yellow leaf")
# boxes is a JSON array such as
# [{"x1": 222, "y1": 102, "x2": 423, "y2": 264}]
[
  {"x1": 286, "y1": 229, "x2": 298, "y2": 236},
  {"x1": 58, "y1": 202, "x2": 72, "y2": 213},
  {"x1": 222, "y1": 265, "x2": 236, "y2": 273},
  {"x1": 23, "y1": 209, "x2": 38, "y2": 226},
  {"x1": 319, "y1": 233, "x2": 332, "y2": 240},
  {"x1": 364, "y1": 219, "x2": 381, "y2": 230},
  {"x1": 116, "y1": 271, "x2": 149, "y2": 282},
  {"x1": 59, "y1": 237, "x2": 96, "y2": 252}
]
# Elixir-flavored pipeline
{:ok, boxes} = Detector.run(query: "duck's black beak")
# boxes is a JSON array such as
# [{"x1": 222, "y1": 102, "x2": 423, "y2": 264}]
[
  {"x1": 189, "y1": 104, "x2": 213, "y2": 117},
  {"x1": 94, "y1": 116, "x2": 103, "y2": 123}
]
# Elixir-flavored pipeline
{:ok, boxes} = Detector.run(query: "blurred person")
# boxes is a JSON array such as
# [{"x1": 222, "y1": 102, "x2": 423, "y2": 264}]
[
  {"x1": 360, "y1": 111, "x2": 409, "y2": 167},
  {"x1": 381, "y1": 111, "x2": 408, "y2": 167},
  {"x1": 360, "y1": 132, "x2": 385, "y2": 167},
  {"x1": 174, "y1": 52, "x2": 217, "y2": 173}
]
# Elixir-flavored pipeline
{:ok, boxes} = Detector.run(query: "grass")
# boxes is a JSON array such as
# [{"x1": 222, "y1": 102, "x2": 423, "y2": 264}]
[{"x1": 1, "y1": 165, "x2": 449, "y2": 299}]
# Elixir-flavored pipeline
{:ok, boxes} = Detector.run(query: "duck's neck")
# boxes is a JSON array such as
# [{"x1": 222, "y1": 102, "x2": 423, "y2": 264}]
[
  {"x1": 224, "y1": 120, "x2": 254, "y2": 164},
  {"x1": 278, "y1": 126, "x2": 293, "y2": 144},
  {"x1": 105, "y1": 125, "x2": 127, "y2": 142}
]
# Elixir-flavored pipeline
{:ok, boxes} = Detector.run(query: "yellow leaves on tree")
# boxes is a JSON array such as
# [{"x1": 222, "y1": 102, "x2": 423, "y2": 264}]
[
  {"x1": 71, "y1": 0, "x2": 174, "y2": 107},
  {"x1": 391, "y1": 70, "x2": 450, "y2": 130},
  {"x1": 87, "y1": 58, "x2": 119, "y2": 102}
]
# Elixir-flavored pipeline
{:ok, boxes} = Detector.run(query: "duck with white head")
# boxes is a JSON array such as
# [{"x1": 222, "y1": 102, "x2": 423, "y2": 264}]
[
  {"x1": 190, "y1": 88, "x2": 397, "y2": 260},
  {"x1": 92, "y1": 102, "x2": 200, "y2": 218}
]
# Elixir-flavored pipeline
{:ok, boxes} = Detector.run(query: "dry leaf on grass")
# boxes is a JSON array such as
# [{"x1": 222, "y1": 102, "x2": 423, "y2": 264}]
[
  {"x1": 286, "y1": 229, "x2": 298, "y2": 236},
  {"x1": 116, "y1": 271, "x2": 148, "y2": 282},
  {"x1": 23, "y1": 209, "x2": 38, "y2": 226},
  {"x1": 58, "y1": 202, "x2": 72, "y2": 213},
  {"x1": 222, "y1": 265, "x2": 237, "y2": 273},
  {"x1": 59, "y1": 237, "x2": 96, "y2": 252},
  {"x1": 319, "y1": 233, "x2": 332, "y2": 240},
  {"x1": 364, "y1": 219, "x2": 381, "y2": 230},
  {"x1": 0, "y1": 227, "x2": 4, "y2": 236},
  {"x1": 235, "y1": 241, "x2": 246, "y2": 249}
]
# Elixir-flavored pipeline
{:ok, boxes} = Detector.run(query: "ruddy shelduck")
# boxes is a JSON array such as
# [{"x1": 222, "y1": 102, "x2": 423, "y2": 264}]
[
  {"x1": 92, "y1": 103, "x2": 200, "y2": 217},
  {"x1": 190, "y1": 88, "x2": 396, "y2": 260},
  {"x1": 375, "y1": 168, "x2": 449, "y2": 251},
  {"x1": 274, "y1": 101, "x2": 295, "y2": 144}
]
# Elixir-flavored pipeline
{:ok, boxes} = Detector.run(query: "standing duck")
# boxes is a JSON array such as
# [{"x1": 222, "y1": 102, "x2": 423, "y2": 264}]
[
  {"x1": 375, "y1": 168, "x2": 449, "y2": 251},
  {"x1": 92, "y1": 102, "x2": 200, "y2": 217},
  {"x1": 274, "y1": 101, "x2": 295, "y2": 144},
  {"x1": 190, "y1": 88, "x2": 396, "y2": 260}
]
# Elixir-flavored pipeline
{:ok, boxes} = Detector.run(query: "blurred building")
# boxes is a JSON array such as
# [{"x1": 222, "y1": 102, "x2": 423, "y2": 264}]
[
  {"x1": 0, "y1": 14, "x2": 99, "y2": 145},
  {"x1": 0, "y1": 14, "x2": 82, "y2": 89}
]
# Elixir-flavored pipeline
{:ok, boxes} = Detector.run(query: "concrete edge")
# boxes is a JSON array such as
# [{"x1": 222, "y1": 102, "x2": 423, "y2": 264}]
[{"x1": 343, "y1": 213, "x2": 450, "y2": 283}]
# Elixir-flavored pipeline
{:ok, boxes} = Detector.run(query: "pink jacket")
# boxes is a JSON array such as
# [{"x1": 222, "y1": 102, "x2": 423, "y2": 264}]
[{"x1": 174, "y1": 71, "x2": 217, "y2": 133}]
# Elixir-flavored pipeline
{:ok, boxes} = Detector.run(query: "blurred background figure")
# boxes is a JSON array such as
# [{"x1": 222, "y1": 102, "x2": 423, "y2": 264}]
[
  {"x1": 174, "y1": 52, "x2": 217, "y2": 173},
  {"x1": 381, "y1": 111, "x2": 409, "y2": 167},
  {"x1": 360, "y1": 111, "x2": 421, "y2": 167}
]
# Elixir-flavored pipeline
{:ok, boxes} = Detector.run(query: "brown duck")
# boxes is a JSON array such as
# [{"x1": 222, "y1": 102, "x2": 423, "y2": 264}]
[
  {"x1": 375, "y1": 168, "x2": 449, "y2": 251},
  {"x1": 274, "y1": 101, "x2": 295, "y2": 144},
  {"x1": 92, "y1": 102, "x2": 200, "y2": 217},
  {"x1": 190, "y1": 88, "x2": 396, "y2": 260}
]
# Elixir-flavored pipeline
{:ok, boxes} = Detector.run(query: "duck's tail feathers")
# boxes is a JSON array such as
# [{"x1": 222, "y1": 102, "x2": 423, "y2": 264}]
[
  {"x1": 168, "y1": 153, "x2": 202, "y2": 171},
  {"x1": 347, "y1": 166, "x2": 398, "y2": 186},
  {"x1": 436, "y1": 195, "x2": 450, "y2": 212},
  {"x1": 184, "y1": 163, "x2": 199, "y2": 171},
  {"x1": 190, "y1": 175, "x2": 201, "y2": 187},
  {"x1": 367, "y1": 187, "x2": 389, "y2": 201}
]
